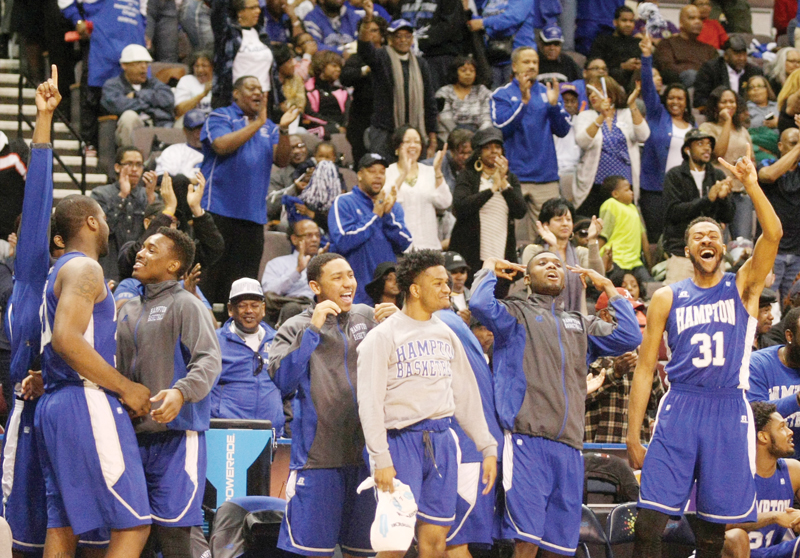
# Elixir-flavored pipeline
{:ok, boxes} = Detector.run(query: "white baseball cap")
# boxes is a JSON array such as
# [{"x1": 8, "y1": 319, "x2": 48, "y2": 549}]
[
  {"x1": 119, "y1": 44, "x2": 153, "y2": 64},
  {"x1": 229, "y1": 278, "x2": 264, "y2": 301}
]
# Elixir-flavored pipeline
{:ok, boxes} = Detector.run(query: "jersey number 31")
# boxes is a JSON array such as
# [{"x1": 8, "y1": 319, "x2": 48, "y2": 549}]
[{"x1": 690, "y1": 332, "x2": 725, "y2": 368}]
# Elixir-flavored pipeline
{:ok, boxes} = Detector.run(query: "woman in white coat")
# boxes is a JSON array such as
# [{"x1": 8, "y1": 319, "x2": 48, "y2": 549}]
[
  {"x1": 573, "y1": 75, "x2": 650, "y2": 218},
  {"x1": 384, "y1": 125, "x2": 452, "y2": 250}
]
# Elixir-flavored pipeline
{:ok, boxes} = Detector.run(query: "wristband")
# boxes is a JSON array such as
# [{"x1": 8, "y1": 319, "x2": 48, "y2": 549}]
[
  {"x1": 280, "y1": 127, "x2": 289, "y2": 135},
  {"x1": 292, "y1": 19, "x2": 301, "y2": 26}
]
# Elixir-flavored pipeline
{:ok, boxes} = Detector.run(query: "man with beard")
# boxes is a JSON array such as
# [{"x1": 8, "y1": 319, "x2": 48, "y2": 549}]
[
  {"x1": 663, "y1": 128, "x2": 735, "y2": 285},
  {"x1": 749, "y1": 307, "x2": 800, "y2": 460},
  {"x1": 357, "y1": 250, "x2": 498, "y2": 558},
  {"x1": 722, "y1": 403, "x2": 800, "y2": 558},
  {"x1": 468, "y1": 251, "x2": 641, "y2": 557},
  {"x1": 37, "y1": 193, "x2": 153, "y2": 558},
  {"x1": 627, "y1": 149, "x2": 783, "y2": 558}
]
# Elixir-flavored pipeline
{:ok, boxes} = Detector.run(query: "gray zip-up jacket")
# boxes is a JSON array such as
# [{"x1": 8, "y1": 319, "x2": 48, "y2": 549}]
[
  {"x1": 117, "y1": 280, "x2": 222, "y2": 434},
  {"x1": 268, "y1": 304, "x2": 377, "y2": 469},
  {"x1": 469, "y1": 269, "x2": 642, "y2": 450}
]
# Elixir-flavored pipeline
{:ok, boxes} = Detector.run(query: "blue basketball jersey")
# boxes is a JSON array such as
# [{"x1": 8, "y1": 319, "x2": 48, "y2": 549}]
[
  {"x1": 665, "y1": 273, "x2": 757, "y2": 389},
  {"x1": 40, "y1": 252, "x2": 117, "y2": 389},
  {"x1": 750, "y1": 459, "x2": 794, "y2": 551}
]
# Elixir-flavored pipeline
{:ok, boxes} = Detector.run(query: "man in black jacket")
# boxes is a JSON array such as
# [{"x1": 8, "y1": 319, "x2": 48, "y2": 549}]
[
  {"x1": 692, "y1": 35, "x2": 762, "y2": 109},
  {"x1": 358, "y1": 5, "x2": 439, "y2": 160},
  {"x1": 663, "y1": 128, "x2": 735, "y2": 284}
]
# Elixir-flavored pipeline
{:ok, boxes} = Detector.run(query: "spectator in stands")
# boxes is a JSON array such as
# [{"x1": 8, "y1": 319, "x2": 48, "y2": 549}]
[
  {"x1": 358, "y1": 13, "x2": 438, "y2": 160},
  {"x1": 757, "y1": 127, "x2": 800, "y2": 306},
  {"x1": 0, "y1": 133, "x2": 28, "y2": 241},
  {"x1": 270, "y1": 135, "x2": 310, "y2": 197},
  {"x1": 341, "y1": 15, "x2": 388, "y2": 164},
  {"x1": 762, "y1": 282, "x2": 800, "y2": 347},
  {"x1": 490, "y1": 46, "x2": 571, "y2": 240},
  {"x1": 146, "y1": 0, "x2": 179, "y2": 62},
  {"x1": 328, "y1": 153, "x2": 412, "y2": 304},
  {"x1": 653, "y1": 4, "x2": 717, "y2": 88},
  {"x1": 712, "y1": 0, "x2": 752, "y2": 34},
  {"x1": 450, "y1": 127, "x2": 526, "y2": 290},
  {"x1": 755, "y1": 289, "x2": 778, "y2": 350},
  {"x1": 537, "y1": 25, "x2": 582, "y2": 84},
  {"x1": 101, "y1": 44, "x2": 175, "y2": 147},
  {"x1": 210, "y1": 278, "x2": 284, "y2": 434},
  {"x1": 574, "y1": 0, "x2": 625, "y2": 55},
  {"x1": 693, "y1": 36, "x2": 762, "y2": 110},
  {"x1": 174, "y1": 52, "x2": 214, "y2": 119},
  {"x1": 769, "y1": 48, "x2": 800, "y2": 97},
  {"x1": 265, "y1": 0, "x2": 304, "y2": 43},
  {"x1": 304, "y1": 51, "x2": 349, "y2": 138},
  {"x1": 61, "y1": 0, "x2": 147, "y2": 154},
  {"x1": 662, "y1": 128, "x2": 735, "y2": 284},
  {"x1": 270, "y1": 43, "x2": 307, "y2": 125},
  {"x1": 384, "y1": 126, "x2": 451, "y2": 249},
  {"x1": 292, "y1": 32, "x2": 318, "y2": 82},
  {"x1": 348, "y1": 0, "x2": 393, "y2": 23},
  {"x1": 210, "y1": 0, "x2": 273, "y2": 108},
  {"x1": 303, "y1": 0, "x2": 361, "y2": 55},
  {"x1": 180, "y1": 0, "x2": 213, "y2": 51},
  {"x1": 200, "y1": 76, "x2": 299, "y2": 303},
  {"x1": 573, "y1": 56, "x2": 609, "y2": 110},
  {"x1": 747, "y1": 75, "x2": 780, "y2": 163},
  {"x1": 638, "y1": 34, "x2": 694, "y2": 244},
  {"x1": 632, "y1": 0, "x2": 678, "y2": 43},
  {"x1": 423, "y1": 128, "x2": 473, "y2": 192},
  {"x1": 364, "y1": 261, "x2": 401, "y2": 306},
  {"x1": 521, "y1": 198, "x2": 605, "y2": 313},
  {"x1": 573, "y1": 76, "x2": 649, "y2": 219},
  {"x1": 585, "y1": 288, "x2": 664, "y2": 444},
  {"x1": 91, "y1": 147, "x2": 158, "y2": 282},
  {"x1": 435, "y1": 56, "x2": 492, "y2": 142},
  {"x1": 261, "y1": 218, "x2": 320, "y2": 300},
  {"x1": 400, "y1": 0, "x2": 471, "y2": 92},
  {"x1": 777, "y1": 69, "x2": 800, "y2": 133},
  {"x1": 700, "y1": 86, "x2": 755, "y2": 240},
  {"x1": 155, "y1": 110, "x2": 206, "y2": 179},
  {"x1": 555, "y1": 84, "x2": 582, "y2": 202},
  {"x1": 692, "y1": 0, "x2": 727, "y2": 49},
  {"x1": 598, "y1": 176, "x2": 653, "y2": 286},
  {"x1": 444, "y1": 251, "x2": 472, "y2": 316},
  {"x1": 588, "y1": 6, "x2": 642, "y2": 87}
]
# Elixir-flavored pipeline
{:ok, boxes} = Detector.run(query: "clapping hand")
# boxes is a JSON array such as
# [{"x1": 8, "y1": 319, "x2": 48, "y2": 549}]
[
  {"x1": 546, "y1": 79, "x2": 560, "y2": 106},
  {"x1": 535, "y1": 220, "x2": 559, "y2": 247}
]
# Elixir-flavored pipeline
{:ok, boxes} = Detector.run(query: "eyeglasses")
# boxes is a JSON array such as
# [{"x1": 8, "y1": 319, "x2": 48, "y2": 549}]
[
  {"x1": 575, "y1": 229, "x2": 589, "y2": 238},
  {"x1": 295, "y1": 232, "x2": 321, "y2": 239},
  {"x1": 588, "y1": 66, "x2": 608, "y2": 72},
  {"x1": 748, "y1": 83, "x2": 766, "y2": 89},
  {"x1": 291, "y1": 143, "x2": 306, "y2": 149},
  {"x1": 119, "y1": 162, "x2": 144, "y2": 169},
  {"x1": 253, "y1": 352, "x2": 265, "y2": 376}
]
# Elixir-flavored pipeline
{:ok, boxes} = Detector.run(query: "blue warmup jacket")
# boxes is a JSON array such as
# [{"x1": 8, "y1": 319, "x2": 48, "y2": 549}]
[
  {"x1": 470, "y1": 270, "x2": 641, "y2": 450},
  {"x1": 210, "y1": 319, "x2": 284, "y2": 436},
  {"x1": 490, "y1": 79, "x2": 571, "y2": 183},
  {"x1": 7, "y1": 146, "x2": 53, "y2": 386},
  {"x1": 481, "y1": 0, "x2": 559, "y2": 52},
  {"x1": 61, "y1": 0, "x2": 146, "y2": 88},
  {"x1": 302, "y1": 4, "x2": 362, "y2": 55},
  {"x1": 437, "y1": 309, "x2": 504, "y2": 462},
  {"x1": 328, "y1": 187, "x2": 412, "y2": 304},
  {"x1": 640, "y1": 55, "x2": 694, "y2": 193}
]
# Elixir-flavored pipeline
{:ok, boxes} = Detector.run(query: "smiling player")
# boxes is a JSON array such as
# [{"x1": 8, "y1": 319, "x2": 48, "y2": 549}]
[{"x1": 627, "y1": 148, "x2": 783, "y2": 558}]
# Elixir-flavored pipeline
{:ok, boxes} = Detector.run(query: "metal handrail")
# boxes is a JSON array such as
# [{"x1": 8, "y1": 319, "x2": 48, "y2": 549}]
[{"x1": 16, "y1": 69, "x2": 88, "y2": 194}]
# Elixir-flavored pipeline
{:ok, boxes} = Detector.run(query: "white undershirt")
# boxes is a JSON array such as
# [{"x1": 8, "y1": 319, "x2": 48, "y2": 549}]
[
  {"x1": 451, "y1": 292, "x2": 467, "y2": 311},
  {"x1": 666, "y1": 123, "x2": 690, "y2": 172},
  {"x1": 231, "y1": 321, "x2": 265, "y2": 352},
  {"x1": 233, "y1": 28, "x2": 273, "y2": 92},
  {"x1": 690, "y1": 169, "x2": 706, "y2": 197}
]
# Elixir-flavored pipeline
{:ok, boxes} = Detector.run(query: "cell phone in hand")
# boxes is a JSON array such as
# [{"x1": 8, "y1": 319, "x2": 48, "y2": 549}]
[{"x1": 766, "y1": 112, "x2": 775, "y2": 120}]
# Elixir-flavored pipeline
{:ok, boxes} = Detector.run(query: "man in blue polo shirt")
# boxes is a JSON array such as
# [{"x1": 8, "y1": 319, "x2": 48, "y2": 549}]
[
  {"x1": 201, "y1": 76, "x2": 300, "y2": 303},
  {"x1": 491, "y1": 45, "x2": 571, "y2": 242},
  {"x1": 328, "y1": 153, "x2": 412, "y2": 304}
]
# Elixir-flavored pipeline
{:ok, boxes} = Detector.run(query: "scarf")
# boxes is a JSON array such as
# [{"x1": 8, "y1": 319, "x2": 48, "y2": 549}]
[{"x1": 386, "y1": 47, "x2": 426, "y2": 136}]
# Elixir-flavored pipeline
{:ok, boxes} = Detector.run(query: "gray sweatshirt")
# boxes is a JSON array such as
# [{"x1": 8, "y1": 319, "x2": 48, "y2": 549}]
[{"x1": 357, "y1": 311, "x2": 498, "y2": 470}]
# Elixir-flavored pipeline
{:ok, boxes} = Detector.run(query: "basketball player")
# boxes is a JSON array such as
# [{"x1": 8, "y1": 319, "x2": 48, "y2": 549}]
[
  {"x1": 36, "y1": 193, "x2": 153, "y2": 556},
  {"x1": 723, "y1": 402, "x2": 800, "y2": 558},
  {"x1": 627, "y1": 149, "x2": 783, "y2": 558},
  {"x1": 357, "y1": 250, "x2": 498, "y2": 558}
]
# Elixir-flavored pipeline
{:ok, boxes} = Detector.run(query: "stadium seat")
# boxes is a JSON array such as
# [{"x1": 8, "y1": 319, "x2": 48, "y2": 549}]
[
  {"x1": 132, "y1": 126, "x2": 186, "y2": 160},
  {"x1": 209, "y1": 496, "x2": 287, "y2": 558},
  {"x1": 579, "y1": 505, "x2": 613, "y2": 558},
  {"x1": 606, "y1": 502, "x2": 697, "y2": 548},
  {"x1": 258, "y1": 229, "x2": 293, "y2": 281}
]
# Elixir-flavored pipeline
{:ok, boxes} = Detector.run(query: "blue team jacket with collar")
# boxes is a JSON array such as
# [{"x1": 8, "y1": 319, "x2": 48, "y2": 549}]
[
  {"x1": 210, "y1": 318, "x2": 284, "y2": 436},
  {"x1": 490, "y1": 79, "x2": 571, "y2": 183},
  {"x1": 328, "y1": 187, "x2": 412, "y2": 304}
]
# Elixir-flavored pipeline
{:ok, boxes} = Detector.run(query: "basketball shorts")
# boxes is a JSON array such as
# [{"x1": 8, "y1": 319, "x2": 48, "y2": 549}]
[{"x1": 446, "y1": 459, "x2": 496, "y2": 546}]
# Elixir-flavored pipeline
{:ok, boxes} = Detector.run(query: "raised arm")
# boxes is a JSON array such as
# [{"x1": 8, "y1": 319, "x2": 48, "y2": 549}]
[
  {"x1": 51, "y1": 258, "x2": 151, "y2": 416},
  {"x1": 639, "y1": 36, "x2": 665, "y2": 120},
  {"x1": 758, "y1": 141, "x2": 800, "y2": 184},
  {"x1": 469, "y1": 260, "x2": 526, "y2": 336},
  {"x1": 627, "y1": 285, "x2": 672, "y2": 468},
  {"x1": 720, "y1": 149, "x2": 783, "y2": 315}
]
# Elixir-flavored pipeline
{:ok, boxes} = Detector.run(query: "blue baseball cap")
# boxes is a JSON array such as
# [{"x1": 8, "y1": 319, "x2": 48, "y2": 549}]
[
  {"x1": 387, "y1": 19, "x2": 413, "y2": 33},
  {"x1": 540, "y1": 25, "x2": 564, "y2": 43},
  {"x1": 183, "y1": 109, "x2": 207, "y2": 129}
]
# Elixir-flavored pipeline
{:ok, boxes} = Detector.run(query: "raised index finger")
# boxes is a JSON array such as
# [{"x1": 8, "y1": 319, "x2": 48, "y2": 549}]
[{"x1": 50, "y1": 64, "x2": 58, "y2": 90}]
